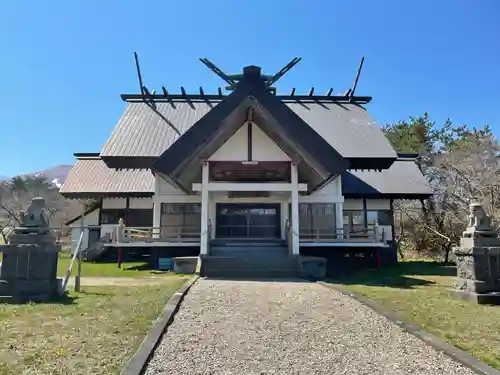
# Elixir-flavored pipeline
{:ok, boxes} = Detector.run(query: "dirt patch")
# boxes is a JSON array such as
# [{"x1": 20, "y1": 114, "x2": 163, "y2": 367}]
[{"x1": 66, "y1": 276, "x2": 172, "y2": 287}]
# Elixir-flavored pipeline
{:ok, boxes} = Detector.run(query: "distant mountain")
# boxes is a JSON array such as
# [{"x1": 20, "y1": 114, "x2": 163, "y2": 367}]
[
  {"x1": 1, "y1": 165, "x2": 73, "y2": 186},
  {"x1": 32, "y1": 165, "x2": 73, "y2": 186}
]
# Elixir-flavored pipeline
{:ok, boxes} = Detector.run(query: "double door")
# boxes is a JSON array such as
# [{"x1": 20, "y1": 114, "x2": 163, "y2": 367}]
[{"x1": 215, "y1": 203, "x2": 281, "y2": 239}]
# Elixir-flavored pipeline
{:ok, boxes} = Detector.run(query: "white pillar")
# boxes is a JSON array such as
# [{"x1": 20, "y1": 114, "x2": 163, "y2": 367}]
[
  {"x1": 200, "y1": 162, "x2": 210, "y2": 255},
  {"x1": 152, "y1": 201, "x2": 161, "y2": 239},
  {"x1": 290, "y1": 163, "x2": 300, "y2": 255},
  {"x1": 335, "y1": 201, "x2": 344, "y2": 240}
]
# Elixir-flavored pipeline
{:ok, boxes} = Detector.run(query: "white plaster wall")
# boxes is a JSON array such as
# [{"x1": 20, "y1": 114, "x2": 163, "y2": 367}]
[
  {"x1": 157, "y1": 177, "x2": 182, "y2": 195},
  {"x1": 154, "y1": 176, "x2": 200, "y2": 202},
  {"x1": 102, "y1": 198, "x2": 127, "y2": 209},
  {"x1": 299, "y1": 176, "x2": 343, "y2": 203},
  {"x1": 129, "y1": 198, "x2": 153, "y2": 209},
  {"x1": 344, "y1": 199, "x2": 363, "y2": 210},
  {"x1": 209, "y1": 123, "x2": 290, "y2": 162},
  {"x1": 366, "y1": 199, "x2": 391, "y2": 210},
  {"x1": 343, "y1": 199, "x2": 391, "y2": 211},
  {"x1": 69, "y1": 209, "x2": 99, "y2": 253}
]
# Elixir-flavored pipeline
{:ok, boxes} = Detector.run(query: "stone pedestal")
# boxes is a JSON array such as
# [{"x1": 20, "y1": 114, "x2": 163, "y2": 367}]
[
  {"x1": 452, "y1": 203, "x2": 500, "y2": 305},
  {"x1": 452, "y1": 246, "x2": 500, "y2": 304},
  {"x1": 0, "y1": 197, "x2": 63, "y2": 303}
]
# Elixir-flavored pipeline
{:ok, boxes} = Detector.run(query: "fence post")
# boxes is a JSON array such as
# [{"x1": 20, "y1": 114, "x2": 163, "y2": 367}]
[
  {"x1": 117, "y1": 218, "x2": 125, "y2": 242},
  {"x1": 373, "y1": 221, "x2": 380, "y2": 242}
]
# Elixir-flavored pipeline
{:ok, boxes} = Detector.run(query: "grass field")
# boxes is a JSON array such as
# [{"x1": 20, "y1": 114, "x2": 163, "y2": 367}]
[
  {"x1": 0, "y1": 276, "x2": 188, "y2": 375},
  {"x1": 56, "y1": 252, "x2": 171, "y2": 278},
  {"x1": 328, "y1": 261, "x2": 500, "y2": 369}
]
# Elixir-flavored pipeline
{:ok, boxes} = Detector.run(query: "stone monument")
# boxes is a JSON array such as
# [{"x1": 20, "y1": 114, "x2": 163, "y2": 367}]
[
  {"x1": 0, "y1": 197, "x2": 63, "y2": 302},
  {"x1": 452, "y1": 202, "x2": 500, "y2": 304}
]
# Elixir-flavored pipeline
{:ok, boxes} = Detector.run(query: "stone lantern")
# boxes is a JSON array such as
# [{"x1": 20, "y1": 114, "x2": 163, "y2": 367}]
[
  {"x1": 0, "y1": 197, "x2": 62, "y2": 302},
  {"x1": 452, "y1": 202, "x2": 500, "y2": 304}
]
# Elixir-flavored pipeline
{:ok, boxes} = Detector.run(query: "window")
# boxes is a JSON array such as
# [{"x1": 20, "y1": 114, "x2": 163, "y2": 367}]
[
  {"x1": 344, "y1": 209, "x2": 394, "y2": 235},
  {"x1": 100, "y1": 209, "x2": 153, "y2": 226},
  {"x1": 366, "y1": 211, "x2": 378, "y2": 228},
  {"x1": 100, "y1": 210, "x2": 126, "y2": 224},
  {"x1": 343, "y1": 210, "x2": 365, "y2": 234},
  {"x1": 377, "y1": 210, "x2": 393, "y2": 226},
  {"x1": 298, "y1": 203, "x2": 336, "y2": 239},
  {"x1": 160, "y1": 203, "x2": 201, "y2": 239},
  {"x1": 126, "y1": 209, "x2": 153, "y2": 227},
  {"x1": 366, "y1": 210, "x2": 393, "y2": 227}
]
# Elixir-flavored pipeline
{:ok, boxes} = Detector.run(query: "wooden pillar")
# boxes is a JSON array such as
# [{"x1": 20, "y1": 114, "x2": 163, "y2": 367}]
[
  {"x1": 152, "y1": 174, "x2": 161, "y2": 239},
  {"x1": 290, "y1": 163, "x2": 300, "y2": 255},
  {"x1": 200, "y1": 162, "x2": 209, "y2": 255},
  {"x1": 152, "y1": 201, "x2": 161, "y2": 239},
  {"x1": 362, "y1": 198, "x2": 368, "y2": 228},
  {"x1": 335, "y1": 201, "x2": 344, "y2": 240}
]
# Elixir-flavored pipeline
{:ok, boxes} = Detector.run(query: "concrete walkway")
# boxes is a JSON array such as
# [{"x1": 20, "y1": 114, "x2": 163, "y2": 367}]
[{"x1": 145, "y1": 279, "x2": 477, "y2": 375}]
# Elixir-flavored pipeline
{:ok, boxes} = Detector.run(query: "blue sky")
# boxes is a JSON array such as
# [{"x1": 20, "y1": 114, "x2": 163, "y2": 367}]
[{"x1": 0, "y1": 0, "x2": 499, "y2": 176}]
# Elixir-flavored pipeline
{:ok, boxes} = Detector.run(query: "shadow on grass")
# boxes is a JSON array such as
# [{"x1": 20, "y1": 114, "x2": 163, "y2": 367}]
[
  {"x1": 1, "y1": 294, "x2": 80, "y2": 305},
  {"x1": 330, "y1": 261, "x2": 456, "y2": 289},
  {"x1": 121, "y1": 263, "x2": 173, "y2": 275},
  {"x1": 396, "y1": 260, "x2": 456, "y2": 276},
  {"x1": 123, "y1": 263, "x2": 152, "y2": 271},
  {"x1": 79, "y1": 291, "x2": 114, "y2": 296}
]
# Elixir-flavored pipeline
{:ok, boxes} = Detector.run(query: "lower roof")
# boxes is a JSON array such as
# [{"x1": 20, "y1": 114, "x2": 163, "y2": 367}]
[
  {"x1": 60, "y1": 157, "x2": 431, "y2": 200},
  {"x1": 342, "y1": 160, "x2": 432, "y2": 199},
  {"x1": 59, "y1": 156, "x2": 155, "y2": 199}
]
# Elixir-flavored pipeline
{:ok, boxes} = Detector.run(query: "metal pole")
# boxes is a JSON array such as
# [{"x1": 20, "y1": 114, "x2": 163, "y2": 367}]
[{"x1": 75, "y1": 203, "x2": 84, "y2": 292}]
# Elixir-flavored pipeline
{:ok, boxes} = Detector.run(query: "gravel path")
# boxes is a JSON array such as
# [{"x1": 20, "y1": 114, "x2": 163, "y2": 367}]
[{"x1": 145, "y1": 279, "x2": 477, "y2": 375}]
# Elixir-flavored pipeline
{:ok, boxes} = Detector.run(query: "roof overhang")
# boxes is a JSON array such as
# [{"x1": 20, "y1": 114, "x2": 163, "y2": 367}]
[
  {"x1": 343, "y1": 192, "x2": 432, "y2": 200},
  {"x1": 341, "y1": 159, "x2": 433, "y2": 200},
  {"x1": 346, "y1": 157, "x2": 396, "y2": 171},
  {"x1": 60, "y1": 191, "x2": 154, "y2": 200},
  {"x1": 100, "y1": 156, "x2": 157, "y2": 170}
]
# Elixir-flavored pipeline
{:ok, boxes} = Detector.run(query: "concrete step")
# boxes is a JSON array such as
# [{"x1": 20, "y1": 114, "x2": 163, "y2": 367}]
[
  {"x1": 202, "y1": 255, "x2": 295, "y2": 264},
  {"x1": 210, "y1": 239, "x2": 286, "y2": 247},
  {"x1": 210, "y1": 245, "x2": 288, "y2": 250},
  {"x1": 201, "y1": 254, "x2": 300, "y2": 278},
  {"x1": 210, "y1": 248, "x2": 288, "y2": 257},
  {"x1": 202, "y1": 268, "x2": 300, "y2": 278}
]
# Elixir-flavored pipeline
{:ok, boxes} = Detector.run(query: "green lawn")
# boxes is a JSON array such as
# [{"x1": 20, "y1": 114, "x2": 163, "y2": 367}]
[
  {"x1": 1, "y1": 251, "x2": 173, "y2": 278},
  {"x1": 57, "y1": 252, "x2": 169, "y2": 278},
  {"x1": 0, "y1": 276, "x2": 189, "y2": 375},
  {"x1": 328, "y1": 261, "x2": 500, "y2": 369}
]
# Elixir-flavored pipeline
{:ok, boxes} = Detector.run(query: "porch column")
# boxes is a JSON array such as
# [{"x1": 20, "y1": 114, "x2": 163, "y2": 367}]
[
  {"x1": 152, "y1": 202, "x2": 161, "y2": 239},
  {"x1": 335, "y1": 201, "x2": 344, "y2": 240},
  {"x1": 200, "y1": 162, "x2": 210, "y2": 255},
  {"x1": 290, "y1": 163, "x2": 300, "y2": 255}
]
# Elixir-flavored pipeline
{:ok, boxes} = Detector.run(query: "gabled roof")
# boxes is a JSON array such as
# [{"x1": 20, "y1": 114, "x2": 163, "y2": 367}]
[
  {"x1": 152, "y1": 81, "x2": 352, "y2": 192},
  {"x1": 100, "y1": 100, "x2": 395, "y2": 172},
  {"x1": 100, "y1": 101, "x2": 217, "y2": 167},
  {"x1": 285, "y1": 102, "x2": 396, "y2": 169},
  {"x1": 342, "y1": 159, "x2": 433, "y2": 199},
  {"x1": 59, "y1": 155, "x2": 155, "y2": 199}
]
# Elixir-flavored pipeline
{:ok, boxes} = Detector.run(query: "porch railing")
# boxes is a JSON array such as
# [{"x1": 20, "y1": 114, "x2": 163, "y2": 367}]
[
  {"x1": 113, "y1": 220, "x2": 210, "y2": 243},
  {"x1": 285, "y1": 221, "x2": 387, "y2": 244}
]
